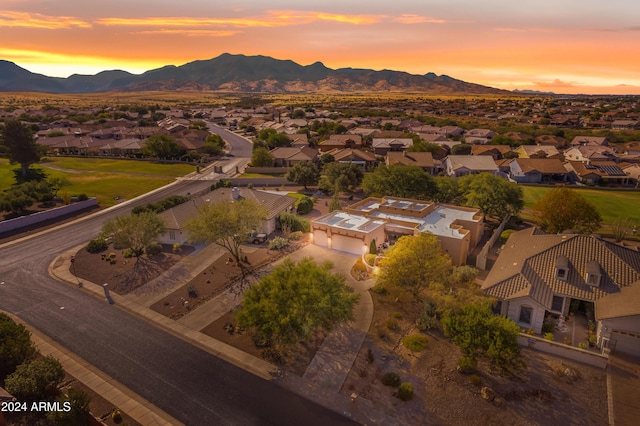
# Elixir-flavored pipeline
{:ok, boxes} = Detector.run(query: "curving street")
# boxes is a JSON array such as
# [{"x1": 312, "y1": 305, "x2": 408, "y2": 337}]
[{"x1": 0, "y1": 127, "x2": 357, "y2": 425}]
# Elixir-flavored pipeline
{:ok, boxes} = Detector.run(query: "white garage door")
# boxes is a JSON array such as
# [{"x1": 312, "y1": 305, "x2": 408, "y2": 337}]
[
  {"x1": 611, "y1": 330, "x2": 640, "y2": 357},
  {"x1": 314, "y1": 230, "x2": 328, "y2": 247},
  {"x1": 332, "y1": 235, "x2": 363, "y2": 255}
]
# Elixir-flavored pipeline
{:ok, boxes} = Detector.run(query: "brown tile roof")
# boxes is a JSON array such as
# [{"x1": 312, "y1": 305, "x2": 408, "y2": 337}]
[
  {"x1": 483, "y1": 228, "x2": 640, "y2": 308},
  {"x1": 386, "y1": 151, "x2": 434, "y2": 168},
  {"x1": 512, "y1": 158, "x2": 568, "y2": 174},
  {"x1": 595, "y1": 281, "x2": 640, "y2": 319}
]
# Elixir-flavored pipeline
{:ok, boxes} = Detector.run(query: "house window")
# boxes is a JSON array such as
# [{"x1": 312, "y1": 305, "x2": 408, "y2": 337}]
[
  {"x1": 519, "y1": 306, "x2": 533, "y2": 325},
  {"x1": 551, "y1": 296, "x2": 564, "y2": 312},
  {"x1": 169, "y1": 231, "x2": 176, "y2": 240},
  {"x1": 556, "y1": 268, "x2": 566, "y2": 279},
  {"x1": 587, "y1": 274, "x2": 601, "y2": 286}
]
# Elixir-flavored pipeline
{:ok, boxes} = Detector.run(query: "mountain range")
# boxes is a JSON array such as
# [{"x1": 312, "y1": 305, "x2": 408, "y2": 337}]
[{"x1": 0, "y1": 53, "x2": 509, "y2": 95}]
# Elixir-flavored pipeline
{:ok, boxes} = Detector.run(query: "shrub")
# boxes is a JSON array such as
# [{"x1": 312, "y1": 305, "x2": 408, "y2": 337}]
[
  {"x1": 397, "y1": 382, "x2": 414, "y2": 401},
  {"x1": 108, "y1": 252, "x2": 116, "y2": 259},
  {"x1": 288, "y1": 231, "x2": 304, "y2": 240},
  {"x1": 364, "y1": 253, "x2": 377, "y2": 266},
  {"x1": 563, "y1": 337, "x2": 571, "y2": 345},
  {"x1": 269, "y1": 237, "x2": 289, "y2": 250},
  {"x1": 5, "y1": 356, "x2": 65, "y2": 401},
  {"x1": 86, "y1": 238, "x2": 107, "y2": 253},
  {"x1": 381, "y1": 372, "x2": 401, "y2": 387},
  {"x1": 366, "y1": 348, "x2": 375, "y2": 363},
  {"x1": 578, "y1": 342, "x2": 588, "y2": 350},
  {"x1": 279, "y1": 212, "x2": 310, "y2": 232},
  {"x1": 77, "y1": 193, "x2": 88, "y2": 201},
  {"x1": 122, "y1": 249, "x2": 135, "y2": 258},
  {"x1": 469, "y1": 374, "x2": 482, "y2": 386},
  {"x1": 392, "y1": 312, "x2": 402, "y2": 319},
  {"x1": 402, "y1": 335, "x2": 428, "y2": 352},
  {"x1": 145, "y1": 242, "x2": 162, "y2": 256},
  {"x1": 111, "y1": 410, "x2": 122, "y2": 424},
  {"x1": 172, "y1": 242, "x2": 182, "y2": 253},
  {"x1": 544, "y1": 332, "x2": 555, "y2": 341},
  {"x1": 261, "y1": 348, "x2": 282, "y2": 364},
  {"x1": 296, "y1": 196, "x2": 314, "y2": 215},
  {"x1": 386, "y1": 319, "x2": 399, "y2": 331},
  {"x1": 457, "y1": 356, "x2": 477, "y2": 373},
  {"x1": 371, "y1": 284, "x2": 388, "y2": 295},
  {"x1": 247, "y1": 183, "x2": 254, "y2": 189},
  {"x1": 541, "y1": 321, "x2": 555, "y2": 334},
  {"x1": 500, "y1": 229, "x2": 516, "y2": 244},
  {"x1": 369, "y1": 239, "x2": 377, "y2": 255}
]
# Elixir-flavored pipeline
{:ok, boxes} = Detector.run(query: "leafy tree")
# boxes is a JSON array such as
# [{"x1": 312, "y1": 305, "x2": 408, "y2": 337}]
[
  {"x1": 237, "y1": 257, "x2": 359, "y2": 347},
  {"x1": 141, "y1": 134, "x2": 183, "y2": 159},
  {"x1": 285, "y1": 161, "x2": 319, "y2": 189},
  {"x1": 319, "y1": 153, "x2": 335, "y2": 165},
  {"x1": 257, "y1": 128, "x2": 290, "y2": 148},
  {"x1": 295, "y1": 196, "x2": 314, "y2": 215},
  {"x1": 185, "y1": 198, "x2": 267, "y2": 265},
  {"x1": 451, "y1": 143, "x2": 472, "y2": 155},
  {"x1": 47, "y1": 176, "x2": 70, "y2": 197},
  {"x1": 319, "y1": 162, "x2": 363, "y2": 194},
  {"x1": 442, "y1": 301, "x2": 524, "y2": 374},
  {"x1": 0, "y1": 185, "x2": 36, "y2": 215},
  {"x1": 328, "y1": 192, "x2": 342, "y2": 212},
  {"x1": 1, "y1": 120, "x2": 43, "y2": 180},
  {"x1": 251, "y1": 147, "x2": 274, "y2": 167},
  {"x1": 189, "y1": 120, "x2": 208, "y2": 130},
  {"x1": 204, "y1": 134, "x2": 225, "y2": 155},
  {"x1": 377, "y1": 233, "x2": 452, "y2": 298},
  {"x1": 532, "y1": 187, "x2": 601, "y2": 234},
  {"x1": 0, "y1": 313, "x2": 36, "y2": 380},
  {"x1": 5, "y1": 356, "x2": 65, "y2": 401},
  {"x1": 459, "y1": 173, "x2": 523, "y2": 221},
  {"x1": 433, "y1": 176, "x2": 464, "y2": 204},
  {"x1": 100, "y1": 211, "x2": 166, "y2": 259},
  {"x1": 362, "y1": 164, "x2": 436, "y2": 199},
  {"x1": 47, "y1": 388, "x2": 91, "y2": 426}
]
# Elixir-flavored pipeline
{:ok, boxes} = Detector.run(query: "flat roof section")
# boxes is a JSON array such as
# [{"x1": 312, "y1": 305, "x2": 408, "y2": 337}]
[
  {"x1": 314, "y1": 211, "x2": 386, "y2": 233},
  {"x1": 418, "y1": 206, "x2": 477, "y2": 239}
]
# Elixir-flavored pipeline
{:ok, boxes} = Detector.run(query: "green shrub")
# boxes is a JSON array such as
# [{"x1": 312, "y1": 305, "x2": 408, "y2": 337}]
[
  {"x1": 402, "y1": 335, "x2": 428, "y2": 352},
  {"x1": 111, "y1": 410, "x2": 122, "y2": 424},
  {"x1": 86, "y1": 238, "x2": 107, "y2": 253},
  {"x1": 288, "y1": 231, "x2": 304, "y2": 240},
  {"x1": 369, "y1": 239, "x2": 377, "y2": 255},
  {"x1": 544, "y1": 332, "x2": 555, "y2": 341},
  {"x1": 397, "y1": 382, "x2": 414, "y2": 401},
  {"x1": 296, "y1": 196, "x2": 314, "y2": 215},
  {"x1": 381, "y1": 372, "x2": 401, "y2": 387},
  {"x1": 279, "y1": 212, "x2": 310, "y2": 232},
  {"x1": 145, "y1": 242, "x2": 162, "y2": 256},
  {"x1": 269, "y1": 237, "x2": 289, "y2": 250},
  {"x1": 77, "y1": 193, "x2": 89, "y2": 201},
  {"x1": 261, "y1": 348, "x2": 282, "y2": 364},
  {"x1": 500, "y1": 229, "x2": 516, "y2": 244},
  {"x1": 386, "y1": 319, "x2": 399, "y2": 331},
  {"x1": 392, "y1": 312, "x2": 402, "y2": 319},
  {"x1": 172, "y1": 242, "x2": 182, "y2": 253},
  {"x1": 122, "y1": 249, "x2": 134, "y2": 258},
  {"x1": 371, "y1": 284, "x2": 388, "y2": 295},
  {"x1": 364, "y1": 253, "x2": 377, "y2": 266},
  {"x1": 457, "y1": 356, "x2": 477, "y2": 373},
  {"x1": 578, "y1": 342, "x2": 588, "y2": 350},
  {"x1": 108, "y1": 252, "x2": 116, "y2": 259}
]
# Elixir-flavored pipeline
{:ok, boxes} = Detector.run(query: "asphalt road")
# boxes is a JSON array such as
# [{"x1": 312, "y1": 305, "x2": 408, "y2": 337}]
[{"x1": 0, "y1": 144, "x2": 356, "y2": 424}]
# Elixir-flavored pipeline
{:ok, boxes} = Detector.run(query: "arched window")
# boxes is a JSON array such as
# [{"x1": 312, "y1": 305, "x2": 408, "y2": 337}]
[{"x1": 519, "y1": 305, "x2": 533, "y2": 325}]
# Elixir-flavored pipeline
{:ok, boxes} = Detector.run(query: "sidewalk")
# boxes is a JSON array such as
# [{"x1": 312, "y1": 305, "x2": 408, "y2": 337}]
[{"x1": 49, "y1": 243, "x2": 396, "y2": 425}]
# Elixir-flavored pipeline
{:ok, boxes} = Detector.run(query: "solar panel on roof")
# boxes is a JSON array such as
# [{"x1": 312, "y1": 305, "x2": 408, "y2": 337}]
[{"x1": 599, "y1": 165, "x2": 625, "y2": 176}]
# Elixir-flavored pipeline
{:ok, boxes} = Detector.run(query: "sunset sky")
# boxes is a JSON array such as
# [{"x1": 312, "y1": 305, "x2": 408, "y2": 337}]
[{"x1": 2, "y1": 1, "x2": 639, "y2": 94}]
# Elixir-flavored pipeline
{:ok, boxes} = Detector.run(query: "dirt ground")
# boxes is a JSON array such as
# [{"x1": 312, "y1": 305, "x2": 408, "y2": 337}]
[
  {"x1": 72, "y1": 243, "x2": 194, "y2": 295},
  {"x1": 341, "y1": 287, "x2": 609, "y2": 426}
]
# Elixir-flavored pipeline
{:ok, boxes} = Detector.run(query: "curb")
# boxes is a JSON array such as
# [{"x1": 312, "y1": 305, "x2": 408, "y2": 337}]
[{"x1": 1, "y1": 311, "x2": 183, "y2": 426}]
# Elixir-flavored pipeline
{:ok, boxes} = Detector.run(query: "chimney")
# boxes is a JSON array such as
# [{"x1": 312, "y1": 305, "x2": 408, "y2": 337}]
[{"x1": 232, "y1": 187, "x2": 240, "y2": 200}]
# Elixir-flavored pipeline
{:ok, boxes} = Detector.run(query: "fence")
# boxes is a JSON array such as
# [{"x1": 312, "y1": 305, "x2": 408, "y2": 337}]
[
  {"x1": 518, "y1": 334, "x2": 608, "y2": 368},
  {"x1": 0, "y1": 198, "x2": 98, "y2": 234},
  {"x1": 476, "y1": 215, "x2": 509, "y2": 270}
]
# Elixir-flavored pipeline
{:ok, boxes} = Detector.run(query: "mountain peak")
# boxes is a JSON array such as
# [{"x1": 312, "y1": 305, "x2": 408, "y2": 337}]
[{"x1": 0, "y1": 54, "x2": 508, "y2": 94}]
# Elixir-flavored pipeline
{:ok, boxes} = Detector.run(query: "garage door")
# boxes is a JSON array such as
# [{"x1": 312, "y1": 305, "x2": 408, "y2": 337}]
[
  {"x1": 611, "y1": 330, "x2": 640, "y2": 357},
  {"x1": 314, "y1": 230, "x2": 328, "y2": 247},
  {"x1": 332, "y1": 235, "x2": 364, "y2": 255}
]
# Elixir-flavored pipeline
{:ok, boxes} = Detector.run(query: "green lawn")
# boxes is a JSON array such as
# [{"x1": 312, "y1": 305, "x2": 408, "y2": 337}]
[
  {"x1": 42, "y1": 157, "x2": 196, "y2": 177},
  {"x1": 521, "y1": 186, "x2": 640, "y2": 225},
  {"x1": 1, "y1": 158, "x2": 191, "y2": 207}
]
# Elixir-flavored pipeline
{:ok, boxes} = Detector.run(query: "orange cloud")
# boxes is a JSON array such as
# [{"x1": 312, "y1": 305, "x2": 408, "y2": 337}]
[
  {"x1": 393, "y1": 14, "x2": 446, "y2": 24},
  {"x1": 96, "y1": 10, "x2": 384, "y2": 29},
  {"x1": 532, "y1": 79, "x2": 581, "y2": 88},
  {"x1": 0, "y1": 10, "x2": 90, "y2": 29},
  {"x1": 134, "y1": 30, "x2": 240, "y2": 37}
]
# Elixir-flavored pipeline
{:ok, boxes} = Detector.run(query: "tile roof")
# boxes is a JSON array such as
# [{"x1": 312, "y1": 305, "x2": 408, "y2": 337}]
[
  {"x1": 511, "y1": 158, "x2": 568, "y2": 174},
  {"x1": 483, "y1": 228, "x2": 640, "y2": 309}
]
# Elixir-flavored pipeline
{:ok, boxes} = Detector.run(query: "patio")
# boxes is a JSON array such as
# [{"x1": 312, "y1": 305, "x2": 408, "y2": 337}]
[{"x1": 548, "y1": 312, "x2": 599, "y2": 352}]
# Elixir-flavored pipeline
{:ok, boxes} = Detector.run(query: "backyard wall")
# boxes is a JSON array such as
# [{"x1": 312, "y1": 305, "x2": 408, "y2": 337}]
[
  {"x1": 0, "y1": 198, "x2": 98, "y2": 234},
  {"x1": 476, "y1": 215, "x2": 509, "y2": 270},
  {"x1": 518, "y1": 334, "x2": 608, "y2": 368}
]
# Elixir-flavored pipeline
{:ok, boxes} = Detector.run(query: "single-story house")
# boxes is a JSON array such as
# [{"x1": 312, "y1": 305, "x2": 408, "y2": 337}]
[
  {"x1": 318, "y1": 134, "x2": 364, "y2": 152},
  {"x1": 508, "y1": 158, "x2": 569, "y2": 183},
  {"x1": 471, "y1": 145, "x2": 512, "y2": 160},
  {"x1": 311, "y1": 196, "x2": 484, "y2": 265},
  {"x1": 611, "y1": 120, "x2": 640, "y2": 130},
  {"x1": 482, "y1": 227, "x2": 640, "y2": 356},
  {"x1": 386, "y1": 151, "x2": 436, "y2": 174},
  {"x1": 270, "y1": 146, "x2": 318, "y2": 167},
  {"x1": 570, "y1": 136, "x2": 609, "y2": 147},
  {"x1": 158, "y1": 187, "x2": 296, "y2": 245},
  {"x1": 327, "y1": 148, "x2": 377, "y2": 170},
  {"x1": 564, "y1": 146, "x2": 618, "y2": 163},
  {"x1": 564, "y1": 161, "x2": 630, "y2": 185},
  {"x1": 595, "y1": 284, "x2": 640, "y2": 357},
  {"x1": 515, "y1": 145, "x2": 561, "y2": 159},
  {"x1": 371, "y1": 138, "x2": 414, "y2": 155},
  {"x1": 444, "y1": 155, "x2": 499, "y2": 177},
  {"x1": 464, "y1": 128, "x2": 497, "y2": 144}
]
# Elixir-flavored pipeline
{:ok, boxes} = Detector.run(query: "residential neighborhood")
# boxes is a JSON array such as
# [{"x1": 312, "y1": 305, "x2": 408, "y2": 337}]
[{"x1": 2, "y1": 93, "x2": 640, "y2": 426}]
